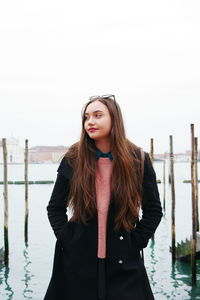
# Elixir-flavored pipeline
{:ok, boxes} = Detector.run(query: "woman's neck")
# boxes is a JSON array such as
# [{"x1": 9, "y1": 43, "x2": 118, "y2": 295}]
[{"x1": 95, "y1": 139, "x2": 111, "y2": 153}]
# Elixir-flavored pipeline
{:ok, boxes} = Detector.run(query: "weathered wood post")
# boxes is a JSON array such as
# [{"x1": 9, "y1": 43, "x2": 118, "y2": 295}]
[
  {"x1": 150, "y1": 138, "x2": 154, "y2": 162},
  {"x1": 168, "y1": 149, "x2": 171, "y2": 184},
  {"x1": 2, "y1": 138, "x2": 9, "y2": 265},
  {"x1": 191, "y1": 124, "x2": 197, "y2": 285},
  {"x1": 194, "y1": 137, "x2": 199, "y2": 232},
  {"x1": 163, "y1": 153, "x2": 166, "y2": 212},
  {"x1": 24, "y1": 139, "x2": 29, "y2": 245},
  {"x1": 150, "y1": 138, "x2": 155, "y2": 240},
  {"x1": 170, "y1": 135, "x2": 176, "y2": 262}
]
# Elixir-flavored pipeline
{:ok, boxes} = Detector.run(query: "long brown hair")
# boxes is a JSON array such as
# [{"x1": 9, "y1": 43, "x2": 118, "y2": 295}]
[{"x1": 65, "y1": 97, "x2": 143, "y2": 232}]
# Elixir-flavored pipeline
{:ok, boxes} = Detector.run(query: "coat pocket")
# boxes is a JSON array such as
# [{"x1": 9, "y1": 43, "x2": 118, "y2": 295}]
[
  {"x1": 127, "y1": 230, "x2": 141, "y2": 257},
  {"x1": 57, "y1": 222, "x2": 73, "y2": 248},
  {"x1": 130, "y1": 229, "x2": 149, "y2": 253}
]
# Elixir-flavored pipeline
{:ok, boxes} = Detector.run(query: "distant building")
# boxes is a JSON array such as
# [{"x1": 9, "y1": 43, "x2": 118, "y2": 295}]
[
  {"x1": 0, "y1": 136, "x2": 24, "y2": 163},
  {"x1": 29, "y1": 146, "x2": 68, "y2": 163},
  {"x1": 0, "y1": 138, "x2": 68, "y2": 164},
  {"x1": 154, "y1": 151, "x2": 199, "y2": 162}
]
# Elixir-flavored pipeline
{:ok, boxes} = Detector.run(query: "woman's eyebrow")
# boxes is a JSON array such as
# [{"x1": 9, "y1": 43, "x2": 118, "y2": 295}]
[{"x1": 84, "y1": 110, "x2": 103, "y2": 115}]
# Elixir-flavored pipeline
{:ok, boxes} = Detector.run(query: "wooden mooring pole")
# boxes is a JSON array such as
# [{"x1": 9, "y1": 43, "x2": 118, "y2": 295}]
[
  {"x1": 24, "y1": 139, "x2": 29, "y2": 245},
  {"x1": 150, "y1": 138, "x2": 155, "y2": 240},
  {"x1": 150, "y1": 138, "x2": 154, "y2": 162},
  {"x1": 163, "y1": 153, "x2": 166, "y2": 212},
  {"x1": 170, "y1": 135, "x2": 176, "y2": 262},
  {"x1": 2, "y1": 138, "x2": 9, "y2": 265},
  {"x1": 191, "y1": 124, "x2": 197, "y2": 285},
  {"x1": 194, "y1": 137, "x2": 199, "y2": 232}
]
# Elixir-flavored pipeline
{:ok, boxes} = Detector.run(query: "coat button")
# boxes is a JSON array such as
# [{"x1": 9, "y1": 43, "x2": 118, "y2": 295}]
[
  {"x1": 118, "y1": 260, "x2": 123, "y2": 264},
  {"x1": 119, "y1": 236, "x2": 124, "y2": 240}
]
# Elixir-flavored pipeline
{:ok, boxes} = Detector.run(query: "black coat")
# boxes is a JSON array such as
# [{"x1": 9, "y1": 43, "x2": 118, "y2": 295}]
[{"x1": 44, "y1": 151, "x2": 163, "y2": 300}]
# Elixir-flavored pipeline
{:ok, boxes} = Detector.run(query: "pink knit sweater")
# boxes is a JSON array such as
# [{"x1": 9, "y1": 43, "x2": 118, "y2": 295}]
[{"x1": 95, "y1": 157, "x2": 113, "y2": 258}]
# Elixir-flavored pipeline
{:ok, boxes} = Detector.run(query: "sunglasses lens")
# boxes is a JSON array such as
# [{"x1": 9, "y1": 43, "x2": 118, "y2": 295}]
[
  {"x1": 89, "y1": 94, "x2": 115, "y2": 102},
  {"x1": 102, "y1": 94, "x2": 114, "y2": 99},
  {"x1": 89, "y1": 95, "x2": 100, "y2": 101}
]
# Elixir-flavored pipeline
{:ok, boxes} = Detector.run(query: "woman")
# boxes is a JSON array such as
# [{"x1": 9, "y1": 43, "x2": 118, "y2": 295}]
[{"x1": 44, "y1": 94, "x2": 163, "y2": 300}]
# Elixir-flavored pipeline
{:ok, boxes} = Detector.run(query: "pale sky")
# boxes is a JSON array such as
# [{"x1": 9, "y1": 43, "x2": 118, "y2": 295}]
[{"x1": 0, "y1": 0, "x2": 200, "y2": 153}]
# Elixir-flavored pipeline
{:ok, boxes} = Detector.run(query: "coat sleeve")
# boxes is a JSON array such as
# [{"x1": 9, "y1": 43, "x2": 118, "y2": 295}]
[
  {"x1": 131, "y1": 152, "x2": 163, "y2": 251},
  {"x1": 46, "y1": 156, "x2": 72, "y2": 239}
]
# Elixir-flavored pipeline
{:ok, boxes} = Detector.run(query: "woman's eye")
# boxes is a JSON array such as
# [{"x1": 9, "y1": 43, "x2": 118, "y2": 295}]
[{"x1": 84, "y1": 114, "x2": 102, "y2": 121}]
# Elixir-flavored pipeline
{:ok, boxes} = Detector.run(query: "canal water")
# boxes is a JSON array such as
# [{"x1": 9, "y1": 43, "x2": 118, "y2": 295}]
[{"x1": 0, "y1": 161, "x2": 200, "y2": 299}]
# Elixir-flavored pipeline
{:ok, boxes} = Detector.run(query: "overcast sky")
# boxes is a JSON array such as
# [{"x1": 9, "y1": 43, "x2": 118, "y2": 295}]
[{"x1": 0, "y1": 0, "x2": 199, "y2": 153}]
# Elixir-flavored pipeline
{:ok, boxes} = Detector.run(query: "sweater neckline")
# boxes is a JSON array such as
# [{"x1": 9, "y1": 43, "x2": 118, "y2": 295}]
[{"x1": 97, "y1": 157, "x2": 112, "y2": 164}]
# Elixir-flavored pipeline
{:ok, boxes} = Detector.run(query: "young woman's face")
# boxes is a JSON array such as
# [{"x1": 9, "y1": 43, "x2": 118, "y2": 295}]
[{"x1": 84, "y1": 100, "x2": 112, "y2": 141}]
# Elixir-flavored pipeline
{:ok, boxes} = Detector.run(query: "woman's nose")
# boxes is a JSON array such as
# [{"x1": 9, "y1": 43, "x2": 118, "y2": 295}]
[
  {"x1": 87, "y1": 117, "x2": 95, "y2": 125},
  {"x1": 88, "y1": 120, "x2": 95, "y2": 126}
]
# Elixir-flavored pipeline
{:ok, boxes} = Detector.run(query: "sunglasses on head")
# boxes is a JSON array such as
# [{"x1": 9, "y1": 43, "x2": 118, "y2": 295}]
[{"x1": 89, "y1": 94, "x2": 116, "y2": 103}]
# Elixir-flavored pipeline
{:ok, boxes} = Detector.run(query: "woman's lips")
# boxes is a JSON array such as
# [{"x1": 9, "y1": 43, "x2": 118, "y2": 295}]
[{"x1": 88, "y1": 128, "x2": 98, "y2": 132}]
